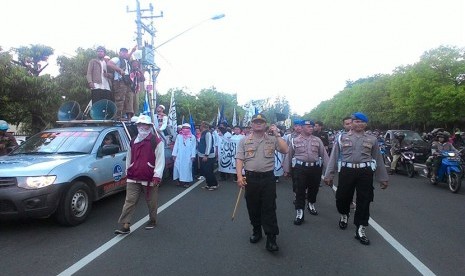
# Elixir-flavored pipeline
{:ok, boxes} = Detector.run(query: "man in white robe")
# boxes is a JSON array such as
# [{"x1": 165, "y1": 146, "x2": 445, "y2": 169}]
[{"x1": 172, "y1": 123, "x2": 197, "y2": 188}]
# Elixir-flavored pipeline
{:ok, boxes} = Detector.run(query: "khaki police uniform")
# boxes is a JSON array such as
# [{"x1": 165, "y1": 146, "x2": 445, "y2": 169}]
[
  {"x1": 284, "y1": 134, "x2": 329, "y2": 211},
  {"x1": 324, "y1": 131, "x2": 388, "y2": 227},
  {"x1": 236, "y1": 133, "x2": 281, "y2": 236},
  {"x1": 287, "y1": 131, "x2": 301, "y2": 193}
]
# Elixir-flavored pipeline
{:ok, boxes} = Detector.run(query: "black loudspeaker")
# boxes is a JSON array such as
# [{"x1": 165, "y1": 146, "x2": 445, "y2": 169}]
[
  {"x1": 90, "y1": 100, "x2": 116, "y2": 120},
  {"x1": 57, "y1": 101, "x2": 82, "y2": 121}
]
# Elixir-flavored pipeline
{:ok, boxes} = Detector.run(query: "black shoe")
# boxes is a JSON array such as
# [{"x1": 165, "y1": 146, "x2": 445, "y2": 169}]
[
  {"x1": 145, "y1": 221, "x2": 156, "y2": 230},
  {"x1": 266, "y1": 235, "x2": 279, "y2": 252},
  {"x1": 249, "y1": 228, "x2": 263, "y2": 243},
  {"x1": 307, "y1": 203, "x2": 318, "y2": 215},
  {"x1": 339, "y1": 214, "x2": 349, "y2": 229},
  {"x1": 114, "y1": 226, "x2": 130, "y2": 235},
  {"x1": 355, "y1": 225, "x2": 370, "y2": 245},
  {"x1": 294, "y1": 209, "x2": 304, "y2": 225}
]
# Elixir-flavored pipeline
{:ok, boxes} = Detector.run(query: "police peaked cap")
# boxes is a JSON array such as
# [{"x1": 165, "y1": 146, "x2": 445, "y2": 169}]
[{"x1": 251, "y1": 113, "x2": 267, "y2": 122}]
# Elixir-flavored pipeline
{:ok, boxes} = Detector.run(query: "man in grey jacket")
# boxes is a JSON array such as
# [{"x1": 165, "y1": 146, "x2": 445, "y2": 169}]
[{"x1": 86, "y1": 46, "x2": 114, "y2": 105}]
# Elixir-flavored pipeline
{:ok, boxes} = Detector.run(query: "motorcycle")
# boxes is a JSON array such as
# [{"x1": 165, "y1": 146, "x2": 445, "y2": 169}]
[
  {"x1": 387, "y1": 146, "x2": 416, "y2": 177},
  {"x1": 378, "y1": 139, "x2": 388, "y2": 165},
  {"x1": 425, "y1": 151, "x2": 462, "y2": 193},
  {"x1": 458, "y1": 147, "x2": 465, "y2": 178}
]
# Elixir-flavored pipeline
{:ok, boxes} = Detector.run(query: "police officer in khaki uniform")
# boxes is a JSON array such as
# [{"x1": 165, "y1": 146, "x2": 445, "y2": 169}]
[
  {"x1": 286, "y1": 120, "x2": 303, "y2": 196},
  {"x1": 324, "y1": 112, "x2": 388, "y2": 245},
  {"x1": 284, "y1": 120, "x2": 329, "y2": 225},
  {"x1": 236, "y1": 113, "x2": 288, "y2": 252}
]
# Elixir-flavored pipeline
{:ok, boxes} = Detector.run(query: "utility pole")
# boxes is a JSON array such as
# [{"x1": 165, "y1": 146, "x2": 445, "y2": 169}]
[{"x1": 127, "y1": 0, "x2": 163, "y2": 121}]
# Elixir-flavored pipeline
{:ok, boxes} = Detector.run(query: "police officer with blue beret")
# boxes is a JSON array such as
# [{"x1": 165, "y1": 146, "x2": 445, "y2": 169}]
[
  {"x1": 284, "y1": 120, "x2": 329, "y2": 225},
  {"x1": 324, "y1": 112, "x2": 388, "y2": 245},
  {"x1": 287, "y1": 120, "x2": 304, "y2": 197}
]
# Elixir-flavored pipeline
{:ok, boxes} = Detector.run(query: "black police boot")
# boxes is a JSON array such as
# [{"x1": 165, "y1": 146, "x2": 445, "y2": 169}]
[
  {"x1": 293, "y1": 209, "x2": 304, "y2": 225},
  {"x1": 339, "y1": 214, "x2": 349, "y2": 229},
  {"x1": 355, "y1": 225, "x2": 370, "y2": 245},
  {"x1": 307, "y1": 203, "x2": 318, "y2": 215},
  {"x1": 266, "y1": 235, "x2": 279, "y2": 252},
  {"x1": 249, "y1": 227, "x2": 262, "y2": 243}
]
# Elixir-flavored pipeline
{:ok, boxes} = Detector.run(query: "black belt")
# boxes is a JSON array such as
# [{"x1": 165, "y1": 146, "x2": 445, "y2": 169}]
[{"x1": 245, "y1": 170, "x2": 274, "y2": 179}]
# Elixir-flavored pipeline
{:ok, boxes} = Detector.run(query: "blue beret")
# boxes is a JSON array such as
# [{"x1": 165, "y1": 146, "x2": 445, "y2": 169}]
[
  {"x1": 351, "y1": 112, "x2": 368, "y2": 123},
  {"x1": 293, "y1": 119, "x2": 303, "y2": 125},
  {"x1": 302, "y1": 120, "x2": 315, "y2": 126}
]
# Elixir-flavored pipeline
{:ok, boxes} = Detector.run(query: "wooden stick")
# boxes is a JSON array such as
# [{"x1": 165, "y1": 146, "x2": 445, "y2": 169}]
[{"x1": 231, "y1": 187, "x2": 244, "y2": 221}]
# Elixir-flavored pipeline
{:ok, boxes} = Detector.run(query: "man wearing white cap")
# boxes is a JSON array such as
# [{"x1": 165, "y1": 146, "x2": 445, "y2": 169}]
[
  {"x1": 155, "y1": 105, "x2": 168, "y2": 133},
  {"x1": 172, "y1": 123, "x2": 197, "y2": 188},
  {"x1": 115, "y1": 114, "x2": 165, "y2": 234}
]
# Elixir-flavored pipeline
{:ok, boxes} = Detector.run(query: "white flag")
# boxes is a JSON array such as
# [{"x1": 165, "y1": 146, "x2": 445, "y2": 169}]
[
  {"x1": 232, "y1": 107, "x2": 237, "y2": 127},
  {"x1": 167, "y1": 91, "x2": 177, "y2": 138}
]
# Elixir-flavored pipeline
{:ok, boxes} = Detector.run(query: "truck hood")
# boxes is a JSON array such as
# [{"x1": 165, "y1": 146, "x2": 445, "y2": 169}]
[{"x1": 0, "y1": 155, "x2": 78, "y2": 176}]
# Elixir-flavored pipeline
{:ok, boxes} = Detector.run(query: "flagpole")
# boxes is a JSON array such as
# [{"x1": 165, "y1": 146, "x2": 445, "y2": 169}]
[{"x1": 167, "y1": 90, "x2": 177, "y2": 139}]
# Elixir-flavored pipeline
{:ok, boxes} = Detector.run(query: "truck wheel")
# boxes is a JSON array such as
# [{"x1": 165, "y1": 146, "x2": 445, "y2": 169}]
[{"x1": 55, "y1": 181, "x2": 92, "y2": 226}]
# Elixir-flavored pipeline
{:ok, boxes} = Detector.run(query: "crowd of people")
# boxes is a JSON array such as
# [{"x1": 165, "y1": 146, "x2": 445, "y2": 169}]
[
  {"x1": 2, "y1": 45, "x2": 463, "y2": 252},
  {"x1": 1, "y1": 104, "x2": 459, "y2": 249},
  {"x1": 86, "y1": 45, "x2": 145, "y2": 120},
  {"x1": 151, "y1": 111, "x2": 389, "y2": 251}
]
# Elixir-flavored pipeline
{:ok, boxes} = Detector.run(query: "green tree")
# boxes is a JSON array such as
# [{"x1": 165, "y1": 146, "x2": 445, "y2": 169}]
[
  {"x1": 0, "y1": 48, "x2": 61, "y2": 134},
  {"x1": 12, "y1": 44, "x2": 54, "y2": 76},
  {"x1": 308, "y1": 45, "x2": 465, "y2": 131}
]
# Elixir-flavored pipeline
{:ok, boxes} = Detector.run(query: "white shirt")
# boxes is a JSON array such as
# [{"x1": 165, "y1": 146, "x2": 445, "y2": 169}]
[{"x1": 93, "y1": 60, "x2": 111, "y2": 90}]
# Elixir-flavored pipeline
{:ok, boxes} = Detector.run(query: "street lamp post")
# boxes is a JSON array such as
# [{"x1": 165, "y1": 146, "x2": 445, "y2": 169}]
[
  {"x1": 155, "y1": 14, "x2": 225, "y2": 50},
  {"x1": 148, "y1": 14, "x2": 225, "y2": 118},
  {"x1": 129, "y1": 7, "x2": 224, "y2": 121}
]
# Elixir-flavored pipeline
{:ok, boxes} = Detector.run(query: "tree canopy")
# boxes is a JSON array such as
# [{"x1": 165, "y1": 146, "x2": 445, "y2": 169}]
[
  {"x1": 2, "y1": 44, "x2": 465, "y2": 134},
  {"x1": 0, "y1": 45, "x2": 291, "y2": 134},
  {"x1": 305, "y1": 45, "x2": 465, "y2": 131}
]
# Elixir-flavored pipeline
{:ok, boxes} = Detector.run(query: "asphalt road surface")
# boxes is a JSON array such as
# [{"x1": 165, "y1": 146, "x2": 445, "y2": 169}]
[{"x1": 1, "y1": 170, "x2": 464, "y2": 276}]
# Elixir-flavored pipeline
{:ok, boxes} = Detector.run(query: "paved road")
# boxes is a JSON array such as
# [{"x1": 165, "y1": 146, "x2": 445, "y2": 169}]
[{"x1": 1, "y1": 171, "x2": 464, "y2": 276}]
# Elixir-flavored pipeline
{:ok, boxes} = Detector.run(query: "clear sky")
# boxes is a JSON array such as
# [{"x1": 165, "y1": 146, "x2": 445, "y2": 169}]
[{"x1": 2, "y1": 0, "x2": 465, "y2": 115}]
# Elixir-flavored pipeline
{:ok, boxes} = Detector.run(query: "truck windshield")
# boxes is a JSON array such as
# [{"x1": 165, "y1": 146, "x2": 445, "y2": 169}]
[{"x1": 11, "y1": 131, "x2": 99, "y2": 154}]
